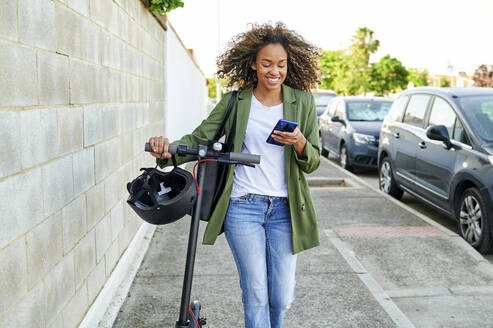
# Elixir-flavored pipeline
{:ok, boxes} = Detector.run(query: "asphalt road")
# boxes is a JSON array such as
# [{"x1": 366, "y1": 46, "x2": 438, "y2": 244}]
[{"x1": 324, "y1": 153, "x2": 493, "y2": 263}]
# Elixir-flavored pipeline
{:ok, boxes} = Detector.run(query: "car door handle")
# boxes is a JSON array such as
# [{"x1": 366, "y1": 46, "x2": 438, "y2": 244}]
[
  {"x1": 419, "y1": 141, "x2": 427, "y2": 149},
  {"x1": 392, "y1": 132, "x2": 400, "y2": 139}
]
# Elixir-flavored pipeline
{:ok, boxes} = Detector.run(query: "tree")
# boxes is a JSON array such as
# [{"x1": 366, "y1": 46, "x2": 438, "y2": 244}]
[
  {"x1": 370, "y1": 55, "x2": 408, "y2": 95},
  {"x1": 318, "y1": 27, "x2": 419, "y2": 96},
  {"x1": 350, "y1": 27, "x2": 380, "y2": 66},
  {"x1": 319, "y1": 50, "x2": 347, "y2": 92},
  {"x1": 207, "y1": 78, "x2": 217, "y2": 98},
  {"x1": 206, "y1": 77, "x2": 231, "y2": 98},
  {"x1": 440, "y1": 78, "x2": 451, "y2": 88},
  {"x1": 347, "y1": 27, "x2": 380, "y2": 95},
  {"x1": 407, "y1": 68, "x2": 429, "y2": 87},
  {"x1": 148, "y1": 0, "x2": 184, "y2": 15},
  {"x1": 472, "y1": 64, "x2": 493, "y2": 87}
]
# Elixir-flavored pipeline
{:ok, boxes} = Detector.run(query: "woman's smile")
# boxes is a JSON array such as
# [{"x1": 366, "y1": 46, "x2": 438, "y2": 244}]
[{"x1": 266, "y1": 76, "x2": 281, "y2": 85}]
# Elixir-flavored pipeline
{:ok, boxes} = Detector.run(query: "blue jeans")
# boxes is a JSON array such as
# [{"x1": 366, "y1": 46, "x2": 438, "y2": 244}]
[{"x1": 224, "y1": 193, "x2": 297, "y2": 328}]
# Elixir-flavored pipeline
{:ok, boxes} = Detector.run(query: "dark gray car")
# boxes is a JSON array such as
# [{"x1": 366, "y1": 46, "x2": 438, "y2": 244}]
[
  {"x1": 378, "y1": 87, "x2": 493, "y2": 253},
  {"x1": 319, "y1": 96, "x2": 393, "y2": 171}
]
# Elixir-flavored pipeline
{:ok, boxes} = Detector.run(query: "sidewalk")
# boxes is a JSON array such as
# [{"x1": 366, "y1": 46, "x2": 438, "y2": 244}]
[{"x1": 113, "y1": 158, "x2": 493, "y2": 328}]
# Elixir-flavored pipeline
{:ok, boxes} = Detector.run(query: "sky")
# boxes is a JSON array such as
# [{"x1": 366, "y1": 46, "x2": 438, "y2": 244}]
[{"x1": 167, "y1": 0, "x2": 493, "y2": 78}]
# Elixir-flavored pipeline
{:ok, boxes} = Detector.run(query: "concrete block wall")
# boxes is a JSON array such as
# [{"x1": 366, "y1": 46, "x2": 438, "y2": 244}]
[
  {"x1": 0, "y1": 1, "x2": 174, "y2": 327},
  {"x1": 165, "y1": 24, "x2": 208, "y2": 141}
]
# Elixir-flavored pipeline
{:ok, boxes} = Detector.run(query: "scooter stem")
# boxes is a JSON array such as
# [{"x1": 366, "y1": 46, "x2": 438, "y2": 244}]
[{"x1": 175, "y1": 160, "x2": 206, "y2": 327}]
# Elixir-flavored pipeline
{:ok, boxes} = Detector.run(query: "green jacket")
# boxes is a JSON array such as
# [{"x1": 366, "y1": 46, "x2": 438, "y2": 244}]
[{"x1": 158, "y1": 84, "x2": 320, "y2": 254}]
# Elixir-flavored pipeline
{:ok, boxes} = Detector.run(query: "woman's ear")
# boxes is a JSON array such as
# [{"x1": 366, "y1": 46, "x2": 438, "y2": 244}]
[{"x1": 251, "y1": 62, "x2": 257, "y2": 71}]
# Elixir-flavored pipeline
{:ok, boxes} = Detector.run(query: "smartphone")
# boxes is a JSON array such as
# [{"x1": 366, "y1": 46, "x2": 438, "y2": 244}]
[{"x1": 266, "y1": 119, "x2": 298, "y2": 146}]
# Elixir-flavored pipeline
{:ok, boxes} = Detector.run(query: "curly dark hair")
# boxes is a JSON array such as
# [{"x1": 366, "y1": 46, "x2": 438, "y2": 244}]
[{"x1": 216, "y1": 22, "x2": 320, "y2": 92}]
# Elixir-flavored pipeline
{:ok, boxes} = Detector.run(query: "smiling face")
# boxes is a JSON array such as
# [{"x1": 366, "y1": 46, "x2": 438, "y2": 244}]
[{"x1": 251, "y1": 43, "x2": 288, "y2": 93}]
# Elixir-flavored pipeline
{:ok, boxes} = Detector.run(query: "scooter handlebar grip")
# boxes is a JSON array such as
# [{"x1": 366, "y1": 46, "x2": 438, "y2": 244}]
[
  {"x1": 168, "y1": 145, "x2": 178, "y2": 154},
  {"x1": 229, "y1": 152, "x2": 261, "y2": 164},
  {"x1": 144, "y1": 142, "x2": 177, "y2": 155}
]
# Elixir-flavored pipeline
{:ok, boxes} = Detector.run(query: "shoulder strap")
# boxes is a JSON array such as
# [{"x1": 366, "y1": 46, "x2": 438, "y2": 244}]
[{"x1": 213, "y1": 91, "x2": 238, "y2": 141}]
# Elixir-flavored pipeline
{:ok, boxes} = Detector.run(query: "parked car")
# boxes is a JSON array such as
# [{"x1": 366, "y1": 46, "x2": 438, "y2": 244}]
[
  {"x1": 378, "y1": 87, "x2": 493, "y2": 253},
  {"x1": 319, "y1": 96, "x2": 393, "y2": 171},
  {"x1": 312, "y1": 89, "x2": 337, "y2": 121}
]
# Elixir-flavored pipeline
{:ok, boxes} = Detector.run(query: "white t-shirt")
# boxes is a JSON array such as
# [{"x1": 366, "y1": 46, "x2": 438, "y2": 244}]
[{"x1": 231, "y1": 95, "x2": 287, "y2": 197}]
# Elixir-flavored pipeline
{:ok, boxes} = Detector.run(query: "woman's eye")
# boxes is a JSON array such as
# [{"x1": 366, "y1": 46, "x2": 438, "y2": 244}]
[{"x1": 278, "y1": 66, "x2": 285, "y2": 69}]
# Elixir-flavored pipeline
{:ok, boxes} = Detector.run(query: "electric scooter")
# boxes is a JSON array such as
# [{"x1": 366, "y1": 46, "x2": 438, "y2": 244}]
[{"x1": 144, "y1": 142, "x2": 261, "y2": 327}]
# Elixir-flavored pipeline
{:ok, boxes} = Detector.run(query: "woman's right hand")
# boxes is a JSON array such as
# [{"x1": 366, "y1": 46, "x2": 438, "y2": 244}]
[{"x1": 148, "y1": 136, "x2": 172, "y2": 159}]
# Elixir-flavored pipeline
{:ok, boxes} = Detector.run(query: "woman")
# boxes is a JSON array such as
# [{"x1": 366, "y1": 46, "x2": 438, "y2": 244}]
[{"x1": 149, "y1": 22, "x2": 320, "y2": 328}]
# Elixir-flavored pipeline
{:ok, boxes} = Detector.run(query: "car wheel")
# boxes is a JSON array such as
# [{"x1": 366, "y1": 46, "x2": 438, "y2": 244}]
[
  {"x1": 378, "y1": 157, "x2": 403, "y2": 200},
  {"x1": 339, "y1": 144, "x2": 353, "y2": 172},
  {"x1": 319, "y1": 134, "x2": 329, "y2": 157},
  {"x1": 456, "y1": 187, "x2": 493, "y2": 253}
]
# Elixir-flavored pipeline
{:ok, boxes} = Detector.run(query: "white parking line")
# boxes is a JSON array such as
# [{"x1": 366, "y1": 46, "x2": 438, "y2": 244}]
[
  {"x1": 325, "y1": 228, "x2": 416, "y2": 328},
  {"x1": 385, "y1": 285, "x2": 493, "y2": 298}
]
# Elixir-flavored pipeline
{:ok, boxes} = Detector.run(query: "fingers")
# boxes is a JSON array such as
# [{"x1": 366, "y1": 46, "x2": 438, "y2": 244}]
[
  {"x1": 150, "y1": 151, "x2": 172, "y2": 159},
  {"x1": 148, "y1": 136, "x2": 172, "y2": 159},
  {"x1": 272, "y1": 128, "x2": 302, "y2": 145}
]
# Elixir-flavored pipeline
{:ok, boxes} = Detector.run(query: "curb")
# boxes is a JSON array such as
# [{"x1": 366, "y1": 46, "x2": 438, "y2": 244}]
[
  {"x1": 320, "y1": 156, "x2": 489, "y2": 264},
  {"x1": 79, "y1": 222, "x2": 156, "y2": 328}
]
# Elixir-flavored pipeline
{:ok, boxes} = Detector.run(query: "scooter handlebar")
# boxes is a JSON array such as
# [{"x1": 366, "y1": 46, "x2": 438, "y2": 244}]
[
  {"x1": 227, "y1": 152, "x2": 260, "y2": 165},
  {"x1": 145, "y1": 143, "x2": 260, "y2": 165},
  {"x1": 144, "y1": 143, "x2": 178, "y2": 154}
]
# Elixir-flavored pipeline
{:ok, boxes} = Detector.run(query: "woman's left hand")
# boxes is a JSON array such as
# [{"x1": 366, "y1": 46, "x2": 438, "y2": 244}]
[{"x1": 272, "y1": 127, "x2": 307, "y2": 157}]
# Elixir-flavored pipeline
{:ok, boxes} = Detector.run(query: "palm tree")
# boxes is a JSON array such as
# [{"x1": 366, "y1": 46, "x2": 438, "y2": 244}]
[
  {"x1": 346, "y1": 27, "x2": 380, "y2": 95},
  {"x1": 350, "y1": 27, "x2": 380, "y2": 66}
]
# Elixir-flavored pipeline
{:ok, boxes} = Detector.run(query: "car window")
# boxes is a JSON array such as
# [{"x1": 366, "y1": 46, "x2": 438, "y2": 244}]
[
  {"x1": 452, "y1": 118, "x2": 469, "y2": 144},
  {"x1": 326, "y1": 99, "x2": 338, "y2": 116},
  {"x1": 346, "y1": 101, "x2": 392, "y2": 121},
  {"x1": 314, "y1": 93, "x2": 336, "y2": 108},
  {"x1": 459, "y1": 96, "x2": 493, "y2": 143},
  {"x1": 334, "y1": 101, "x2": 344, "y2": 118},
  {"x1": 428, "y1": 97, "x2": 456, "y2": 138},
  {"x1": 386, "y1": 95, "x2": 408, "y2": 122},
  {"x1": 403, "y1": 95, "x2": 431, "y2": 127}
]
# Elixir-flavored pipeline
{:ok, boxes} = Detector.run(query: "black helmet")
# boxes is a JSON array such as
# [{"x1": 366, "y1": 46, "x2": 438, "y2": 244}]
[{"x1": 127, "y1": 167, "x2": 197, "y2": 225}]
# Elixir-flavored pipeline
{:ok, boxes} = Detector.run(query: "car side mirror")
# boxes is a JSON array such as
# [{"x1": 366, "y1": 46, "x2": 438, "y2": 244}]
[
  {"x1": 331, "y1": 116, "x2": 346, "y2": 126},
  {"x1": 426, "y1": 125, "x2": 452, "y2": 149}
]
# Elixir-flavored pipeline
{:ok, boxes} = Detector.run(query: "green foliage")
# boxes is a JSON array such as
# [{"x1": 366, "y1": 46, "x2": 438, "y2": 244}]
[
  {"x1": 149, "y1": 0, "x2": 184, "y2": 15},
  {"x1": 319, "y1": 28, "x2": 381, "y2": 96},
  {"x1": 407, "y1": 68, "x2": 429, "y2": 87},
  {"x1": 440, "y1": 78, "x2": 450, "y2": 87},
  {"x1": 206, "y1": 77, "x2": 231, "y2": 98},
  {"x1": 207, "y1": 78, "x2": 217, "y2": 98},
  {"x1": 370, "y1": 55, "x2": 408, "y2": 96},
  {"x1": 319, "y1": 27, "x2": 433, "y2": 95},
  {"x1": 343, "y1": 54, "x2": 370, "y2": 95},
  {"x1": 350, "y1": 27, "x2": 380, "y2": 65},
  {"x1": 346, "y1": 27, "x2": 380, "y2": 95},
  {"x1": 319, "y1": 50, "x2": 347, "y2": 92}
]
